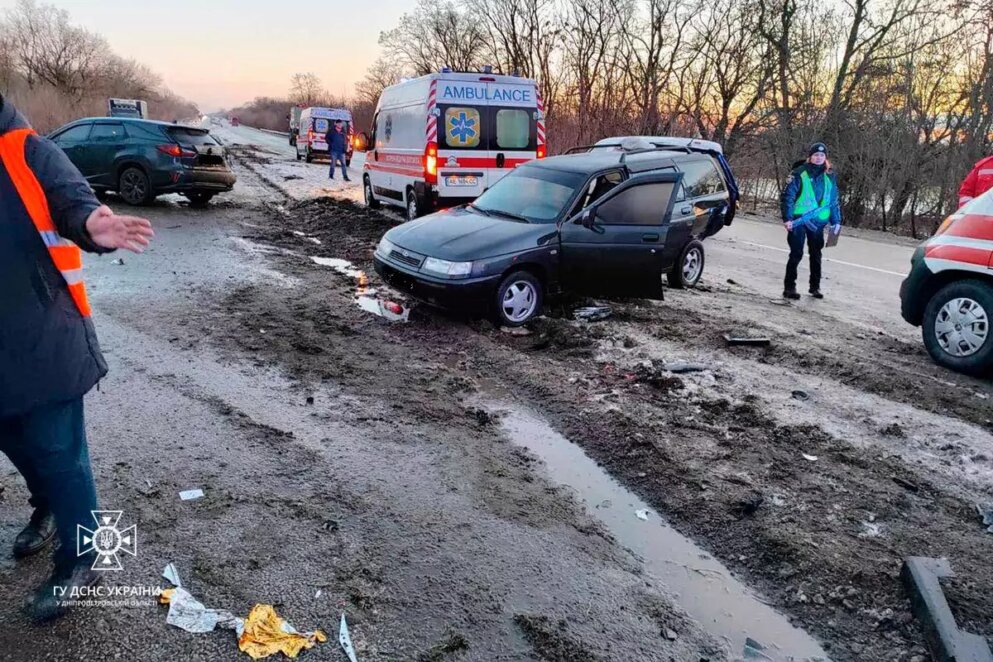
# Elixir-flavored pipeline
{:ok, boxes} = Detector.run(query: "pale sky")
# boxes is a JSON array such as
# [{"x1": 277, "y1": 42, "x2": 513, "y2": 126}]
[{"x1": 0, "y1": 0, "x2": 414, "y2": 111}]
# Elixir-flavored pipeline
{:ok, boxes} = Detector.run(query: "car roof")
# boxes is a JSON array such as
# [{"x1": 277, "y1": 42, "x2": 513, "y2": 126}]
[
  {"x1": 528, "y1": 149, "x2": 705, "y2": 175},
  {"x1": 67, "y1": 117, "x2": 207, "y2": 131},
  {"x1": 593, "y1": 136, "x2": 724, "y2": 154}
]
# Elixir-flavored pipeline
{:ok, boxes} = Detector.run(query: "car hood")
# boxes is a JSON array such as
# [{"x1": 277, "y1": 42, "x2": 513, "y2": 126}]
[{"x1": 386, "y1": 207, "x2": 557, "y2": 261}]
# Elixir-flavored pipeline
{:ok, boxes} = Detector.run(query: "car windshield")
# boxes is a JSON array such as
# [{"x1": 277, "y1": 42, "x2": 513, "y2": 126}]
[{"x1": 471, "y1": 166, "x2": 583, "y2": 223}]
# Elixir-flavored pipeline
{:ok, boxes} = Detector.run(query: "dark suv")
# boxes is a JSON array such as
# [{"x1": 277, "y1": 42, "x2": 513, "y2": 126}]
[
  {"x1": 48, "y1": 118, "x2": 236, "y2": 206},
  {"x1": 373, "y1": 141, "x2": 739, "y2": 326}
]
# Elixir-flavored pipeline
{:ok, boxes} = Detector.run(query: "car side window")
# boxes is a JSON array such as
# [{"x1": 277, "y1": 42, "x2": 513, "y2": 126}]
[
  {"x1": 90, "y1": 124, "x2": 125, "y2": 142},
  {"x1": 595, "y1": 181, "x2": 675, "y2": 226},
  {"x1": 125, "y1": 123, "x2": 167, "y2": 141},
  {"x1": 576, "y1": 170, "x2": 624, "y2": 212},
  {"x1": 53, "y1": 124, "x2": 92, "y2": 144},
  {"x1": 679, "y1": 159, "x2": 726, "y2": 198}
]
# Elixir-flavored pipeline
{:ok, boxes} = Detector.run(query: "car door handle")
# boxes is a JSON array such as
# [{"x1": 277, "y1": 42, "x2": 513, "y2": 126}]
[
  {"x1": 680, "y1": 206, "x2": 693, "y2": 215},
  {"x1": 642, "y1": 233, "x2": 660, "y2": 242}
]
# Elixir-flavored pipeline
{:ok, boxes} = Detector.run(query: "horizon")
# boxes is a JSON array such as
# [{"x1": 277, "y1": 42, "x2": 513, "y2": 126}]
[{"x1": 0, "y1": 0, "x2": 413, "y2": 112}]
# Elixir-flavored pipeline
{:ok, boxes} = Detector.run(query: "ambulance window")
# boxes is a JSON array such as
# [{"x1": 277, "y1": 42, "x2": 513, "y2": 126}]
[
  {"x1": 314, "y1": 118, "x2": 330, "y2": 133},
  {"x1": 443, "y1": 107, "x2": 481, "y2": 149},
  {"x1": 496, "y1": 109, "x2": 529, "y2": 149}
]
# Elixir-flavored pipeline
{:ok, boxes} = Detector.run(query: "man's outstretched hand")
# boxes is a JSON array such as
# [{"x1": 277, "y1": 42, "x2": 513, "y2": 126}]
[{"x1": 85, "y1": 205, "x2": 154, "y2": 253}]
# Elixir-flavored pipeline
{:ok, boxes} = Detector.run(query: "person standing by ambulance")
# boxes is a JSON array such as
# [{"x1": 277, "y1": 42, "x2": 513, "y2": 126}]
[
  {"x1": 0, "y1": 94, "x2": 154, "y2": 622},
  {"x1": 957, "y1": 153, "x2": 993, "y2": 207},
  {"x1": 780, "y1": 142, "x2": 842, "y2": 300},
  {"x1": 328, "y1": 120, "x2": 350, "y2": 181}
]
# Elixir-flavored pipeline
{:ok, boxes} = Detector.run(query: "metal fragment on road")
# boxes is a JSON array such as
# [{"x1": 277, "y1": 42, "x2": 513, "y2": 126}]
[
  {"x1": 635, "y1": 509, "x2": 650, "y2": 521},
  {"x1": 792, "y1": 390, "x2": 810, "y2": 401},
  {"x1": 662, "y1": 361, "x2": 708, "y2": 374},
  {"x1": 339, "y1": 614, "x2": 359, "y2": 662},
  {"x1": 574, "y1": 306, "x2": 612, "y2": 322},
  {"x1": 802, "y1": 454, "x2": 818, "y2": 462},
  {"x1": 179, "y1": 489, "x2": 205, "y2": 501},
  {"x1": 724, "y1": 334, "x2": 771, "y2": 347}
]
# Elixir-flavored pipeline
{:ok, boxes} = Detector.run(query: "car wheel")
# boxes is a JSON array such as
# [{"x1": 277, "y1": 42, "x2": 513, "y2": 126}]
[
  {"x1": 406, "y1": 188, "x2": 420, "y2": 221},
  {"x1": 668, "y1": 240, "x2": 705, "y2": 289},
  {"x1": 494, "y1": 270, "x2": 543, "y2": 327},
  {"x1": 186, "y1": 192, "x2": 214, "y2": 208},
  {"x1": 305, "y1": 148, "x2": 313, "y2": 163},
  {"x1": 118, "y1": 167, "x2": 153, "y2": 206},
  {"x1": 922, "y1": 279, "x2": 993, "y2": 376},
  {"x1": 364, "y1": 176, "x2": 380, "y2": 209}
]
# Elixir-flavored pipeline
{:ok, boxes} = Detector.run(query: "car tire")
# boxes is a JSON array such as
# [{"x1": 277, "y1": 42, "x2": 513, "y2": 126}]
[
  {"x1": 186, "y1": 192, "x2": 215, "y2": 208},
  {"x1": 668, "y1": 239, "x2": 705, "y2": 289},
  {"x1": 922, "y1": 279, "x2": 993, "y2": 376},
  {"x1": 406, "y1": 188, "x2": 420, "y2": 221},
  {"x1": 364, "y1": 176, "x2": 380, "y2": 209},
  {"x1": 494, "y1": 270, "x2": 543, "y2": 327},
  {"x1": 118, "y1": 167, "x2": 153, "y2": 206},
  {"x1": 305, "y1": 148, "x2": 313, "y2": 163}
]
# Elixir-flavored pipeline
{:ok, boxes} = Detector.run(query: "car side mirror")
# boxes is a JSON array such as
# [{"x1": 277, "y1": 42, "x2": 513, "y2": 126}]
[{"x1": 353, "y1": 132, "x2": 370, "y2": 152}]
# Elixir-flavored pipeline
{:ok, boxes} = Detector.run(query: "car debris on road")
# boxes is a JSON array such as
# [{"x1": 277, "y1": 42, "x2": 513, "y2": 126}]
[
  {"x1": 724, "y1": 333, "x2": 771, "y2": 347},
  {"x1": 574, "y1": 306, "x2": 612, "y2": 322}
]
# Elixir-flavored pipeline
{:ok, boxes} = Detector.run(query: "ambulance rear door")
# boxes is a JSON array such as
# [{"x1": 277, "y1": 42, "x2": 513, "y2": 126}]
[{"x1": 485, "y1": 80, "x2": 539, "y2": 187}]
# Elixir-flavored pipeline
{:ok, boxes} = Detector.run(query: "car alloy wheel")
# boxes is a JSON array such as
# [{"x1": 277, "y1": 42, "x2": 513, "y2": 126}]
[
  {"x1": 682, "y1": 245, "x2": 703, "y2": 284},
  {"x1": 502, "y1": 280, "x2": 538, "y2": 324},
  {"x1": 119, "y1": 168, "x2": 149, "y2": 205},
  {"x1": 934, "y1": 297, "x2": 989, "y2": 357}
]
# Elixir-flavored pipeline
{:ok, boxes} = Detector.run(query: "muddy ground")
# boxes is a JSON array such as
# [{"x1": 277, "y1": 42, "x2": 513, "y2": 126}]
[{"x1": 180, "y1": 185, "x2": 993, "y2": 662}]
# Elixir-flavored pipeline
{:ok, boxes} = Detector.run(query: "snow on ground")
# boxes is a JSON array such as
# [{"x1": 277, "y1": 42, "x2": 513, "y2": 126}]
[{"x1": 209, "y1": 119, "x2": 366, "y2": 204}]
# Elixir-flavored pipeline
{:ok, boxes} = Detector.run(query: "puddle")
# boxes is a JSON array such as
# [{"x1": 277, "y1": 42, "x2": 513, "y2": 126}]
[
  {"x1": 479, "y1": 398, "x2": 829, "y2": 661},
  {"x1": 311, "y1": 256, "x2": 410, "y2": 322},
  {"x1": 311, "y1": 256, "x2": 363, "y2": 278},
  {"x1": 357, "y1": 295, "x2": 410, "y2": 321}
]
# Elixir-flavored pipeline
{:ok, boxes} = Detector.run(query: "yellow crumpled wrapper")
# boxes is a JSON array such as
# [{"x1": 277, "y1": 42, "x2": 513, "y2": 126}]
[
  {"x1": 160, "y1": 588, "x2": 176, "y2": 604},
  {"x1": 238, "y1": 603, "x2": 327, "y2": 660}
]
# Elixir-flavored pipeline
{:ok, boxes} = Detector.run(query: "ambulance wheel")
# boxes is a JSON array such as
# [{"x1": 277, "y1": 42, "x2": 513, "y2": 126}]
[
  {"x1": 305, "y1": 147, "x2": 313, "y2": 163},
  {"x1": 406, "y1": 188, "x2": 421, "y2": 221},
  {"x1": 922, "y1": 280, "x2": 993, "y2": 376},
  {"x1": 364, "y1": 176, "x2": 380, "y2": 209},
  {"x1": 118, "y1": 167, "x2": 153, "y2": 206},
  {"x1": 668, "y1": 240, "x2": 705, "y2": 288}
]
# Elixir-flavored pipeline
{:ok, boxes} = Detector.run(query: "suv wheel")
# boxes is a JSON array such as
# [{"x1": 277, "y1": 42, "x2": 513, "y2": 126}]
[
  {"x1": 186, "y1": 192, "x2": 215, "y2": 208},
  {"x1": 922, "y1": 279, "x2": 993, "y2": 375},
  {"x1": 364, "y1": 176, "x2": 380, "y2": 209},
  {"x1": 494, "y1": 270, "x2": 542, "y2": 327},
  {"x1": 118, "y1": 167, "x2": 153, "y2": 206},
  {"x1": 668, "y1": 240, "x2": 705, "y2": 288}
]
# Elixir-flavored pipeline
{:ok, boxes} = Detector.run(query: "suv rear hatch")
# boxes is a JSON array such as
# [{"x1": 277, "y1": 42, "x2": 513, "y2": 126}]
[{"x1": 167, "y1": 127, "x2": 228, "y2": 169}]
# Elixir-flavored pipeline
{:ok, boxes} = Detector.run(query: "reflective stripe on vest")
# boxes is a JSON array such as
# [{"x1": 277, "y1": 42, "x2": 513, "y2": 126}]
[
  {"x1": 0, "y1": 128, "x2": 92, "y2": 317},
  {"x1": 792, "y1": 170, "x2": 833, "y2": 222}
]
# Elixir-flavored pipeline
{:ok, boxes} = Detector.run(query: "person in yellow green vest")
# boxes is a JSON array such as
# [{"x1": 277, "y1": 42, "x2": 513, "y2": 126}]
[{"x1": 780, "y1": 142, "x2": 842, "y2": 300}]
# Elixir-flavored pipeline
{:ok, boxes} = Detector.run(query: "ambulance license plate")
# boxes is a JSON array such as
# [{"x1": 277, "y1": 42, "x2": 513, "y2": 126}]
[{"x1": 446, "y1": 175, "x2": 478, "y2": 187}]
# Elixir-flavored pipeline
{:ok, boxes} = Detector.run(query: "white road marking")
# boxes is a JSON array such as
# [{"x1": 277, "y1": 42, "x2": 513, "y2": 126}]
[{"x1": 739, "y1": 241, "x2": 906, "y2": 277}]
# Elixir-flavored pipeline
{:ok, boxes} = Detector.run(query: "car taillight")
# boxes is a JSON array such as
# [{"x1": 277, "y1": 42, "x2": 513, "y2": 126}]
[
  {"x1": 424, "y1": 142, "x2": 438, "y2": 185},
  {"x1": 537, "y1": 146, "x2": 546, "y2": 159},
  {"x1": 157, "y1": 144, "x2": 196, "y2": 158}
]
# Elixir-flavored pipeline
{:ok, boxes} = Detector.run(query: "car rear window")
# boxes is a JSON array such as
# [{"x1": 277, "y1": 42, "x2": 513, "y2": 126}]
[
  {"x1": 313, "y1": 118, "x2": 330, "y2": 133},
  {"x1": 443, "y1": 107, "x2": 482, "y2": 149},
  {"x1": 495, "y1": 109, "x2": 530, "y2": 149},
  {"x1": 167, "y1": 128, "x2": 218, "y2": 146},
  {"x1": 679, "y1": 159, "x2": 726, "y2": 197},
  {"x1": 125, "y1": 123, "x2": 168, "y2": 141}
]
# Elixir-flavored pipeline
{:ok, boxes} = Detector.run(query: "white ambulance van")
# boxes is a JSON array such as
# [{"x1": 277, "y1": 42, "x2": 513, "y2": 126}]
[
  {"x1": 295, "y1": 107, "x2": 354, "y2": 164},
  {"x1": 356, "y1": 69, "x2": 545, "y2": 220}
]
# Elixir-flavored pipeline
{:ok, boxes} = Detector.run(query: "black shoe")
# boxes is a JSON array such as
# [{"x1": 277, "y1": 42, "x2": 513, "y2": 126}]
[
  {"x1": 24, "y1": 563, "x2": 102, "y2": 623},
  {"x1": 13, "y1": 509, "x2": 56, "y2": 559},
  {"x1": 809, "y1": 290, "x2": 824, "y2": 299},
  {"x1": 783, "y1": 289, "x2": 801, "y2": 300},
  {"x1": 344, "y1": 177, "x2": 351, "y2": 182}
]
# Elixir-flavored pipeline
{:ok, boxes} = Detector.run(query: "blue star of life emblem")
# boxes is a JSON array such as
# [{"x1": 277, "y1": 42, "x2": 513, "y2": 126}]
[{"x1": 449, "y1": 111, "x2": 477, "y2": 145}]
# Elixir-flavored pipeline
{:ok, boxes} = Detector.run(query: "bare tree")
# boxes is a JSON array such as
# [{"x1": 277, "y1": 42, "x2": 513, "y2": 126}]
[{"x1": 289, "y1": 73, "x2": 325, "y2": 106}]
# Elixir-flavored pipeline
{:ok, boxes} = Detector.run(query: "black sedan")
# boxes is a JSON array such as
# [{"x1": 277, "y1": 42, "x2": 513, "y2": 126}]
[
  {"x1": 374, "y1": 145, "x2": 736, "y2": 326},
  {"x1": 48, "y1": 118, "x2": 235, "y2": 206}
]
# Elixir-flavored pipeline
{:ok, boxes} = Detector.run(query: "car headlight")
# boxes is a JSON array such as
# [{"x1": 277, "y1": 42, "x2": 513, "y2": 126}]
[
  {"x1": 376, "y1": 237, "x2": 395, "y2": 258},
  {"x1": 423, "y1": 257, "x2": 472, "y2": 279}
]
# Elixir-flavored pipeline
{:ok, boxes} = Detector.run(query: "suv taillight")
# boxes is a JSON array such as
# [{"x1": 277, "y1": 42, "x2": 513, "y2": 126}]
[
  {"x1": 424, "y1": 142, "x2": 438, "y2": 185},
  {"x1": 157, "y1": 144, "x2": 196, "y2": 158}
]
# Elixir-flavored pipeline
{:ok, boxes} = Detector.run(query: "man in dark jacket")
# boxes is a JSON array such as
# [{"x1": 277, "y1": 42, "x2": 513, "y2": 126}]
[
  {"x1": 0, "y1": 94, "x2": 154, "y2": 622},
  {"x1": 327, "y1": 120, "x2": 350, "y2": 181},
  {"x1": 780, "y1": 142, "x2": 842, "y2": 300}
]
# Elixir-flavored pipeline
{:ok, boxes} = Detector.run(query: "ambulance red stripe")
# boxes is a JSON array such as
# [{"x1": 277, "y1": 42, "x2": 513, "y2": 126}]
[
  {"x1": 942, "y1": 214, "x2": 993, "y2": 241},
  {"x1": 925, "y1": 243, "x2": 992, "y2": 267}
]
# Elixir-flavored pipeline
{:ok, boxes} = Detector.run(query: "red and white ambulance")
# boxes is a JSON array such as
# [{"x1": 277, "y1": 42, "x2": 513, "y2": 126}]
[
  {"x1": 901, "y1": 188, "x2": 993, "y2": 374},
  {"x1": 357, "y1": 69, "x2": 545, "y2": 221}
]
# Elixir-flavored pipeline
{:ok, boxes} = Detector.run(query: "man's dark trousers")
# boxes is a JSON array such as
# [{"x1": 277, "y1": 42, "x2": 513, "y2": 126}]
[
  {"x1": 329, "y1": 151, "x2": 348, "y2": 179},
  {"x1": 785, "y1": 225, "x2": 825, "y2": 292},
  {"x1": 0, "y1": 398, "x2": 97, "y2": 570}
]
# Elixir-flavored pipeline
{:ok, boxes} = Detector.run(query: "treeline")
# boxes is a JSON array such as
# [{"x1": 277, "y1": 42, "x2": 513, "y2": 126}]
[
  {"x1": 360, "y1": 0, "x2": 993, "y2": 236},
  {"x1": 0, "y1": 0, "x2": 198, "y2": 133},
  {"x1": 224, "y1": 73, "x2": 374, "y2": 136}
]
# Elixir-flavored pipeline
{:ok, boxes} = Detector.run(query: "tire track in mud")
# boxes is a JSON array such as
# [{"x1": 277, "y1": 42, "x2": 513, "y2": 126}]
[{"x1": 200, "y1": 196, "x2": 991, "y2": 660}]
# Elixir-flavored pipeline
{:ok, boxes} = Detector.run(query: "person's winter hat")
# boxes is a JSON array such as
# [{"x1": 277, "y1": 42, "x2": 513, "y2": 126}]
[{"x1": 809, "y1": 142, "x2": 827, "y2": 156}]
